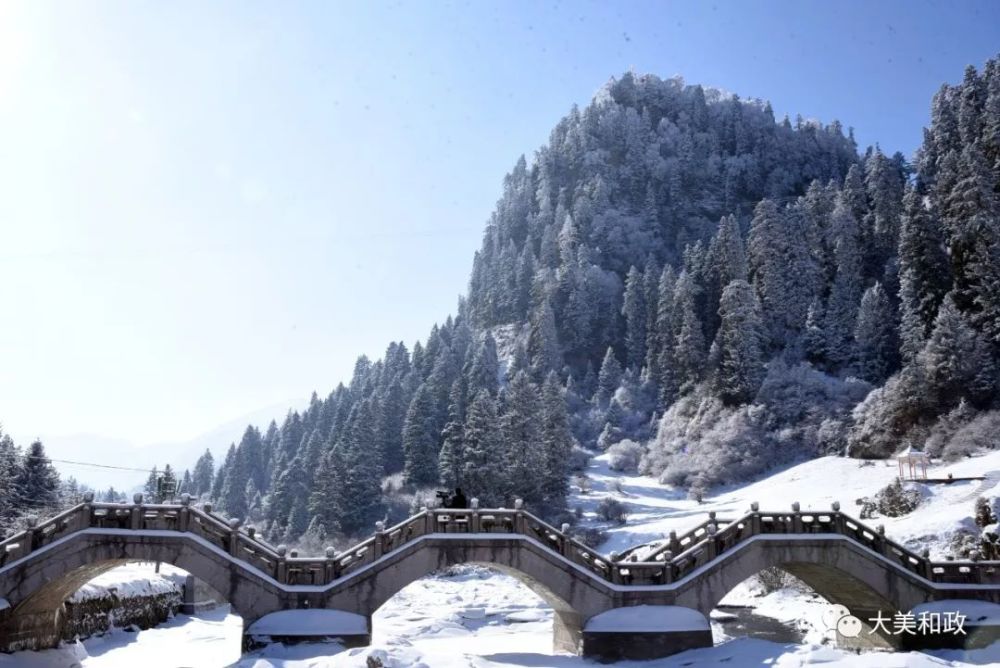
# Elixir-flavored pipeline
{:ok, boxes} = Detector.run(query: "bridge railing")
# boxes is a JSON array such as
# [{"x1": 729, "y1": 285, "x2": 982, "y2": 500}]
[{"x1": 7, "y1": 494, "x2": 1000, "y2": 590}]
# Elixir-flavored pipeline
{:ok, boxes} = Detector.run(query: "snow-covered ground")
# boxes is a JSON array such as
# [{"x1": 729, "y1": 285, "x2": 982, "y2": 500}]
[
  {"x1": 7, "y1": 451, "x2": 1000, "y2": 667},
  {"x1": 69, "y1": 563, "x2": 184, "y2": 603}
]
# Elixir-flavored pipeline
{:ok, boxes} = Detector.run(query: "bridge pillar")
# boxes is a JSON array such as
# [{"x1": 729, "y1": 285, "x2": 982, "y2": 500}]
[
  {"x1": 242, "y1": 609, "x2": 370, "y2": 651},
  {"x1": 581, "y1": 605, "x2": 712, "y2": 661}
]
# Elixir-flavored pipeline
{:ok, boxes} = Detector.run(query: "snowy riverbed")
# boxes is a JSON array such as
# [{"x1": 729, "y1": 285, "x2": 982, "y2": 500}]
[{"x1": 6, "y1": 451, "x2": 1000, "y2": 667}]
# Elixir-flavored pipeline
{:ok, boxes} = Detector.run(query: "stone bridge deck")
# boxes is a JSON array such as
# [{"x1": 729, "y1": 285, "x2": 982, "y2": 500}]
[{"x1": 2, "y1": 495, "x2": 1000, "y2": 658}]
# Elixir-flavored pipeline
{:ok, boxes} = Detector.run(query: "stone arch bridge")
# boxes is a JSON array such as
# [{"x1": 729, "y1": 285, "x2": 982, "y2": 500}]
[{"x1": 2, "y1": 496, "x2": 1000, "y2": 660}]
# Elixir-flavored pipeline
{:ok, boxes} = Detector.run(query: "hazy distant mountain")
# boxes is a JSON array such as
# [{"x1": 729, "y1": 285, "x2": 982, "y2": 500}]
[{"x1": 25, "y1": 400, "x2": 303, "y2": 492}]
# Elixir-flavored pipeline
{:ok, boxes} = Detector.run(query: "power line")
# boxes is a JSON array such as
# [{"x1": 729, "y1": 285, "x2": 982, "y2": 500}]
[{"x1": 17, "y1": 453, "x2": 161, "y2": 474}]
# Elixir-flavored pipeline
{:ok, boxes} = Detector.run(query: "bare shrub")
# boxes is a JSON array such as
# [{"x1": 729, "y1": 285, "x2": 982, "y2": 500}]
[{"x1": 596, "y1": 497, "x2": 628, "y2": 525}]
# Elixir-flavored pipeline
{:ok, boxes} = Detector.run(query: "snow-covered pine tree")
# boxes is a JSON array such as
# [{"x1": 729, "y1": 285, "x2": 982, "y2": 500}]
[
  {"x1": 460, "y1": 390, "x2": 502, "y2": 506},
  {"x1": 0, "y1": 432, "x2": 21, "y2": 529},
  {"x1": 748, "y1": 199, "x2": 815, "y2": 346},
  {"x1": 705, "y1": 214, "x2": 748, "y2": 340},
  {"x1": 672, "y1": 271, "x2": 706, "y2": 393},
  {"x1": 16, "y1": 441, "x2": 60, "y2": 511},
  {"x1": 191, "y1": 449, "x2": 214, "y2": 498},
  {"x1": 714, "y1": 280, "x2": 765, "y2": 405},
  {"x1": 854, "y1": 282, "x2": 900, "y2": 384},
  {"x1": 465, "y1": 332, "x2": 500, "y2": 397},
  {"x1": 917, "y1": 294, "x2": 996, "y2": 411},
  {"x1": 651, "y1": 265, "x2": 678, "y2": 405},
  {"x1": 145, "y1": 465, "x2": 160, "y2": 500},
  {"x1": 527, "y1": 299, "x2": 562, "y2": 380},
  {"x1": 824, "y1": 194, "x2": 864, "y2": 368},
  {"x1": 621, "y1": 266, "x2": 647, "y2": 371},
  {"x1": 898, "y1": 184, "x2": 951, "y2": 360},
  {"x1": 539, "y1": 372, "x2": 574, "y2": 509},
  {"x1": 402, "y1": 382, "x2": 441, "y2": 486},
  {"x1": 336, "y1": 399, "x2": 384, "y2": 535},
  {"x1": 438, "y1": 380, "x2": 465, "y2": 488},
  {"x1": 595, "y1": 347, "x2": 623, "y2": 408},
  {"x1": 499, "y1": 371, "x2": 545, "y2": 506}
]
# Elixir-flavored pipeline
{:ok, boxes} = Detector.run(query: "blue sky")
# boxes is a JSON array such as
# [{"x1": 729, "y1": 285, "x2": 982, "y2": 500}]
[{"x1": 1, "y1": 1, "x2": 998, "y2": 455}]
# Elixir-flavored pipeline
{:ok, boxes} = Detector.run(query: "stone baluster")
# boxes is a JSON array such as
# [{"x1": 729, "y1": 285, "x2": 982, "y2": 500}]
[
  {"x1": 662, "y1": 550, "x2": 674, "y2": 584},
  {"x1": 326, "y1": 546, "x2": 338, "y2": 582},
  {"x1": 920, "y1": 548, "x2": 931, "y2": 579},
  {"x1": 790, "y1": 502, "x2": 802, "y2": 533},
  {"x1": 830, "y1": 501, "x2": 842, "y2": 533},
  {"x1": 25, "y1": 515, "x2": 39, "y2": 552},
  {"x1": 560, "y1": 523, "x2": 571, "y2": 556},
  {"x1": 750, "y1": 502, "x2": 761, "y2": 533},
  {"x1": 514, "y1": 498, "x2": 524, "y2": 533},
  {"x1": 374, "y1": 521, "x2": 385, "y2": 558},
  {"x1": 81, "y1": 492, "x2": 94, "y2": 529},
  {"x1": 609, "y1": 551, "x2": 620, "y2": 584},
  {"x1": 875, "y1": 524, "x2": 887, "y2": 554},
  {"x1": 470, "y1": 498, "x2": 480, "y2": 533},
  {"x1": 228, "y1": 518, "x2": 242, "y2": 557},
  {"x1": 421, "y1": 506, "x2": 432, "y2": 534},
  {"x1": 705, "y1": 522, "x2": 718, "y2": 560},
  {"x1": 178, "y1": 493, "x2": 191, "y2": 532},
  {"x1": 276, "y1": 545, "x2": 288, "y2": 583},
  {"x1": 668, "y1": 530, "x2": 679, "y2": 553},
  {"x1": 130, "y1": 493, "x2": 144, "y2": 530}
]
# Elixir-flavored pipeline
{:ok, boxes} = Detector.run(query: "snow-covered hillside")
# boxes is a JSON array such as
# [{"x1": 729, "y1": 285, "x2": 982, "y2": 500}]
[{"x1": 7, "y1": 451, "x2": 1000, "y2": 667}]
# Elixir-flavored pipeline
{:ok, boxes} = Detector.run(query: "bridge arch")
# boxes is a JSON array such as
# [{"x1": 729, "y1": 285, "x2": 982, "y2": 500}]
[
  {"x1": 0, "y1": 530, "x2": 288, "y2": 651},
  {"x1": 320, "y1": 535, "x2": 617, "y2": 653},
  {"x1": 667, "y1": 533, "x2": 938, "y2": 647}
]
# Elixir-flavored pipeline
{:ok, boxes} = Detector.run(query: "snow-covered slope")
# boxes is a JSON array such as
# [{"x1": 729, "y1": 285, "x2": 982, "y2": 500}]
[{"x1": 582, "y1": 450, "x2": 1000, "y2": 560}]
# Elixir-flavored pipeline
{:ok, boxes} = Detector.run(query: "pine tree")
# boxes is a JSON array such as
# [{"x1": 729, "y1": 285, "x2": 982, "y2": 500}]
[
  {"x1": 308, "y1": 444, "x2": 343, "y2": 536},
  {"x1": 192, "y1": 449, "x2": 214, "y2": 498},
  {"x1": 145, "y1": 465, "x2": 160, "y2": 500},
  {"x1": 402, "y1": 382, "x2": 440, "y2": 485},
  {"x1": 918, "y1": 294, "x2": 997, "y2": 410},
  {"x1": 461, "y1": 390, "x2": 502, "y2": 505},
  {"x1": 499, "y1": 372, "x2": 545, "y2": 506},
  {"x1": 527, "y1": 299, "x2": 562, "y2": 379},
  {"x1": 285, "y1": 497, "x2": 310, "y2": 541},
  {"x1": 705, "y1": 214, "x2": 748, "y2": 339},
  {"x1": 16, "y1": 441, "x2": 60, "y2": 510},
  {"x1": 652, "y1": 266, "x2": 679, "y2": 405},
  {"x1": 863, "y1": 148, "x2": 906, "y2": 275},
  {"x1": 595, "y1": 347, "x2": 623, "y2": 407},
  {"x1": 898, "y1": 185, "x2": 951, "y2": 360},
  {"x1": 267, "y1": 455, "x2": 308, "y2": 532},
  {"x1": 375, "y1": 379, "x2": 408, "y2": 474},
  {"x1": 0, "y1": 433, "x2": 21, "y2": 527},
  {"x1": 804, "y1": 298, "x2": 827, "y2": 365},
  {"x1": 539, "y1": 372, "x2": 574, "y2": 508},
  {"x1": 337, "y1": 400, "x2": 384, "y2": 534},
  {"x1": 748, "y1": 199, "x2": 816, "y2": 345},
  {"x1": 673, "y1": 272, "x2": 706, "y2": 393},
  {"x1": 621, "y1": 266, "x2": 647, "y2": 370},
  {"x1": 159, "y1": 464, "x2": 178, "y2": 503},
  {"x1": 438, "y1": 382, "x2": 465, "y2": 488},
  {"x1": 824, "y1": 195, "x2": 864, "y2": 368},
  {"x1": 465, "y1": 332, "x2": 500, "y2": 397},
  {"x1": 714, "y1": 280, "x2": 765, "y2": 405},
  {"x1": 854, "y1": 282, "x2": 900, "y2": 384}
]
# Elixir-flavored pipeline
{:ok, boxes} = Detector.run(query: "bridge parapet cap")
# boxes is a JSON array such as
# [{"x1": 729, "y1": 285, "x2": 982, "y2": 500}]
[{"x1": 133, "y1": 493, "x2": 143, "y2": 505}]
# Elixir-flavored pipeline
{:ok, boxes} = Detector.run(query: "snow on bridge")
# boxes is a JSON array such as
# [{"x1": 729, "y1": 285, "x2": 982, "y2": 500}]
[{"x1": 3, "y1": 494, "x2": 1000, "y2": 660}]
